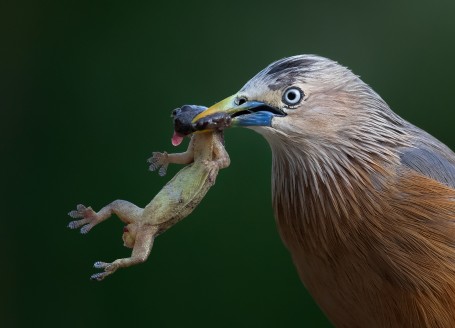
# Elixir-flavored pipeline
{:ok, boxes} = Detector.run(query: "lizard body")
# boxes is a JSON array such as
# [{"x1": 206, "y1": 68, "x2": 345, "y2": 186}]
[
  {"x1": 68, "y1": 105, "x2": 230, "y2": 280},
  {"x1": 144, "y1": 131, "x2": 226, "y2": 229}
]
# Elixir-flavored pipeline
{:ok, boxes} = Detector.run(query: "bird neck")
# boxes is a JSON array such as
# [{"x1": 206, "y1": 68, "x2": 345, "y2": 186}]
[{"x1": 259, "y1": 126, "x2": 408, "y2": 253}]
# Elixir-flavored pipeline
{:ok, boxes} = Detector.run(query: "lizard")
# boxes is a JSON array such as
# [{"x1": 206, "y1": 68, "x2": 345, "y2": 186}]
[{"x1": 68, "y1": 105, "x2": 232, "y2": 281}]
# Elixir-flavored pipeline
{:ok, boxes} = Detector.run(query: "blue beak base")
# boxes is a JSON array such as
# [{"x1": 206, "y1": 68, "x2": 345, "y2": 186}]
[
  {"x1": 233, "y1": 111, "x2": 276, "y2": 127},
  {"x1": 231, "y1": 101, "x2": 286, "y2": 127}
]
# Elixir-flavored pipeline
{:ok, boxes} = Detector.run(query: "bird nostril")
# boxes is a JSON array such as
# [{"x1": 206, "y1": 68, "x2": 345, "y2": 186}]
[
  {"x1": 172, "y1": 109, "x2": 180, "y2": 116},
  {"x1": 237, "y1": 97, "x2": 247, "y2": 106}
]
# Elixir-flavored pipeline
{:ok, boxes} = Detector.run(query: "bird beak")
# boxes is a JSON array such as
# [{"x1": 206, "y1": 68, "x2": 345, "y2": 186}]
[{"x1": 192, "y1": 95, "x2": 286, "y2": 127}]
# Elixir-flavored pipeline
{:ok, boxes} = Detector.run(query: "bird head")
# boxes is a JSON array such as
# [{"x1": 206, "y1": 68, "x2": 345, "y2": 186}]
[
  {"x1": 193, "y1": 54, "x2": 412, "y2": 226},
  {"x1": 193, "y1": 55, "x2": 407, "y2": 157}
]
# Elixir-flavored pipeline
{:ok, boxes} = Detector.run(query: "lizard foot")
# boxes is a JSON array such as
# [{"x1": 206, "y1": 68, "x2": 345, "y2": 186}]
[
  {"x1": 68, "y1": 204, "x2": 100, "y2": 234},
  {"x1": 90, "y1": 261, "x2": 119, "y2": 281},
  {"x1": 147, "y1": 152, "x2": 169, "y2": 176}
]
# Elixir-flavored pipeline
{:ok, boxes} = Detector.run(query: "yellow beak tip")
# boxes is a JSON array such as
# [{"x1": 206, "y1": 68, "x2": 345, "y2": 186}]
[{"x1": 191, "y1": 95, "x2": 237, "y2": 123}]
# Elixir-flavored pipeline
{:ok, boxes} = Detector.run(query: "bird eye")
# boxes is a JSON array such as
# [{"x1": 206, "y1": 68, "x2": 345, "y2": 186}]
[
  {"x1": 235, "y1": 96, "x2": 247, "y2": 106},
  {"x1": 282, "y1": 87, "x2": 304, "y2": 107}
]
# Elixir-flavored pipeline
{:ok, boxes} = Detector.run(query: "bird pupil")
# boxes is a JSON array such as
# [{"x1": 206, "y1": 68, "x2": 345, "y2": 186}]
[{"x1": 288, "y1": 91, "x2": 296, "y2": 101}]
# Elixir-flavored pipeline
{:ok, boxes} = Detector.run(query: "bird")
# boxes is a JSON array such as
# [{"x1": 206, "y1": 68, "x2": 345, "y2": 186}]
[{"x1": 193, "y1": 55, "x2": 455, "y2": 327}]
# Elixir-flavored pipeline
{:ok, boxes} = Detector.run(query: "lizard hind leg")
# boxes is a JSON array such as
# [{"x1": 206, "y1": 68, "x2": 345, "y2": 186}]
[
  {"x1": 90, "y1": 224, "x2": 158, "y2": 281},
  {"x1": 68, "y1": 200, "x2": 144, "y2": 234}
]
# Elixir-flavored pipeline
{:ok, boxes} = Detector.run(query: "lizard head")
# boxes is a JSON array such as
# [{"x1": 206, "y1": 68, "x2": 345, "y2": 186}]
[
  {"x1": 171, "y1": 105, "x2": 206, "y2": 146},
  {"x1": 172, "y1": 105, "x2": 207, "y2": 136},
  {"x1": 171, "y1": 105, "x2": 232, "y2": 146}
]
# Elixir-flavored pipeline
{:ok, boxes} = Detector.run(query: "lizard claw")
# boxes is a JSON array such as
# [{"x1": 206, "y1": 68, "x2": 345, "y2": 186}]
[
  {"x1": 93, "y1": 261, "x2": 110, "y2": 269},
  {"x1": 90, "y1": 261, "x2": 118, "y2": 281},
  {"x1": 90, "y1": 272, "x2": 112, "y2": 281},
  {"x1": 68, "y1": 204, "x2": 87, "y2": 219},
  {"x1": 67, "y1": 204, "x2": 99, "y2": 233},
  {"x1": 80, "y1": 224, "x2": 95, "y2": 234},
  {"x1": 147, "y1": 152, "x2": 169, "y2": 176}
]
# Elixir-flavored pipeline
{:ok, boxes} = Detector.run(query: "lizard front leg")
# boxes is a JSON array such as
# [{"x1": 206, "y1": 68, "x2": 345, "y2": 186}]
[
  {"x1": 211, "y1": 132, "x2": 231, "y2": 169},
  {"x1": 68, "y1": 200, "x2": 143, "y2": 234},
  {"x1": 203, "y1": 133, "x2": 231, "y2": 182},
  {"x1": 91, "y1": 224, "x2": 158, "y2": 281},
  {"x1": 148, "y1": 137, "x2": 195, "y2": 176}
]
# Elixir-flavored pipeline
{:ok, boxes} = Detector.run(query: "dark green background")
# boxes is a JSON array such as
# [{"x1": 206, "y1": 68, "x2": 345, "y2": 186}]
[{"x1": 3, "y1": 0, "x2": 455, "y2": 327}]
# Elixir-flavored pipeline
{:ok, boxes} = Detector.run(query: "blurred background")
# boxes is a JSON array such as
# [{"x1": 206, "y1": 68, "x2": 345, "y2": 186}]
[{"x1": 2, "y1": 0, "x2": 455, "y2": 327}]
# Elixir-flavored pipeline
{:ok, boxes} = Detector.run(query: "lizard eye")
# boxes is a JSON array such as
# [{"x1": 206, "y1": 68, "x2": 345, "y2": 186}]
[{"x1": 172, "y1": 108, "x2": 180, "y2": 117}]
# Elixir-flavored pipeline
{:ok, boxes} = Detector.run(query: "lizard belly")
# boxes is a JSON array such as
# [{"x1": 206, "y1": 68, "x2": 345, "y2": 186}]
[{"x1": 143, "y1": 163, "x2": 213, "y2": 227}]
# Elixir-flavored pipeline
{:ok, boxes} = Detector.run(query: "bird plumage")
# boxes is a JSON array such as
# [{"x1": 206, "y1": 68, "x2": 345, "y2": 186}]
[{"x1": 239, "y1": 55, "x2": 455, "y2": 327}]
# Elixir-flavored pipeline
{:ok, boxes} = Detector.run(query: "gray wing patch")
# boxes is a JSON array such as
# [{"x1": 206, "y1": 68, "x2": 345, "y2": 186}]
[{"x1": 400, "y1": 147, "x2": 455, "y2": 189}]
